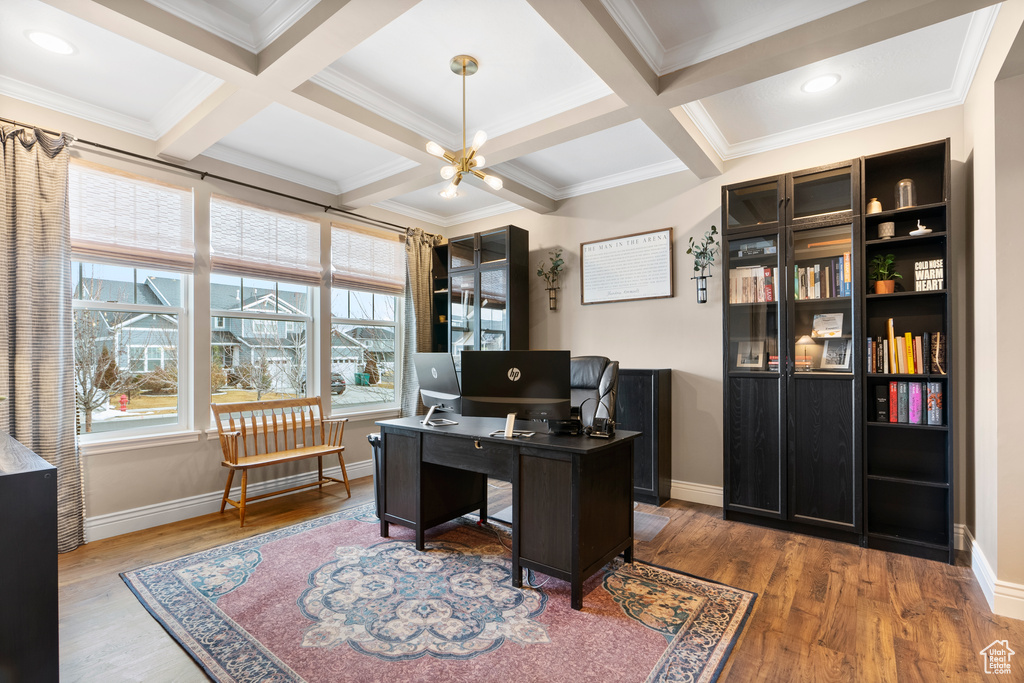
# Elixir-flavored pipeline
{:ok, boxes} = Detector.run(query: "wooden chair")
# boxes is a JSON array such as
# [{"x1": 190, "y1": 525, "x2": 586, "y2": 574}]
[{"x1": 211, "y1": 397, "x2": 349, "y2": 526}]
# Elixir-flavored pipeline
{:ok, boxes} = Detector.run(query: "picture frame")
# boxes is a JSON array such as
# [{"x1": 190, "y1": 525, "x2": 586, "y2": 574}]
[
  {"x1": 580, "y1": 228, "x2": 674, "y2": 305},
  {"x1": 820, "y1": 338, "x2": 852, "y2": 371},
  {"x1": 736, "y1": 340, "x2": 765, "y2": 369}
]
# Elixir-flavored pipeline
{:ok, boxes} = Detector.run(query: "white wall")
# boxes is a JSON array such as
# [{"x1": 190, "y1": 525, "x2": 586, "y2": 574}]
[{"x1": 448, "y1": 106, "x2": 967, "y2": 511}]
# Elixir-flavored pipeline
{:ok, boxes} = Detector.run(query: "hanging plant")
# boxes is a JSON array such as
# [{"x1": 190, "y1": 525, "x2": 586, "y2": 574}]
[
  {"x1": 686, "y1": 226, "x2": 719, "y2": 304},
  {"x1": 536, "y1": 249, "x2": 565, "y2": 310}
]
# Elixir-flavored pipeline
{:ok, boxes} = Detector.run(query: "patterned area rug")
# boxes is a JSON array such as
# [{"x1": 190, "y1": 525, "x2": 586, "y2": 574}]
[{"x1": 122, "y1": 504, "x2": 755, "y2": 683}]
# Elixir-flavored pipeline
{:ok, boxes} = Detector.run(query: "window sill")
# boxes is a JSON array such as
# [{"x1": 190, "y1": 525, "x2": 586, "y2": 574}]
[
  {"x1": 80, "y1": 430, "x2": 202, "y2": 456},
  {"x1": 333, "y1": 406, "x2": 401, "y2": 423}
]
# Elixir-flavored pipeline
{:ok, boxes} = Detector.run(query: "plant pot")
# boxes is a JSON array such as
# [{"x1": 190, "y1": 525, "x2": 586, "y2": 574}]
[
  {"x1": 546, "y1": 287, "x2": 558, "y2": 310},
  {"x1": 875, "y1": 280, "x2": 896, "y2": 294},
  {"x1": 693, "y1": 274, "x2": 710, "y2": 304}
]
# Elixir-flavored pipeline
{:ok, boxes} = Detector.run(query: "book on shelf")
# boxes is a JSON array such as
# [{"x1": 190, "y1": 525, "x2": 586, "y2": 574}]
[
  {"x1": 914, "y1": 337, "x2": 923, "y2": 376},
  {"x1": 875, "y1": 385, "x2": 889, "y2": 421},
  {"x1": 905, "y1": 332, "x2": 915, "y2": 375},
  {"x1": 909, "y1": 382, "x2": 924, "y2": 424},
  {"x1": 843, "y1": 252, "x2": 852, "y2": 297},
  {"x1": 931, "y1": 332, "x2": 946, "y2": 374},
  {"x1": 882, "y1": 339, "x2": 889, "y2": 374},
  {"x1": 887, "y1": 318, "x2": 897, "y2": 374},
  {"x1": 889, "y1": 381, "x2": 898, "y2": 423},
  {"x1": 867, "y1": 337, "x2": 874, "y2": 373},
  {"x1": 729, "y1": 266, "x2": 778, "y2": 304},
  {"x1": 927, "y1": 382, "x2": 943, "y2": 425},
  {"x1": 897, "y1": 382, "x2": 909, "y2": 423},
  {"x1": 896, "y1": 336, "x2": 907, "y2": 374}
]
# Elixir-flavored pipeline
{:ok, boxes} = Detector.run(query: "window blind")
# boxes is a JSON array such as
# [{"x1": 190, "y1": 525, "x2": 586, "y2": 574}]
[
  {"x1": 69, "y1": 160, "x2": 194, "y2": 271},
  {"x1": 331, "y1": 223, "x2": 406, "y2": 295},
  {"x1": 210, "y1": 195, "x2": 321, "y2": 285}
]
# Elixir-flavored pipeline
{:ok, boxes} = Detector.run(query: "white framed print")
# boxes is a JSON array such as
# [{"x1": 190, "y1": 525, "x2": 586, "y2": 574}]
[
  {"x1": 821, "y1": 338, "x2": 852, "y2": 371},
  {"x1": 736, "y1": 340, "x2": 765, "y2": 369}
]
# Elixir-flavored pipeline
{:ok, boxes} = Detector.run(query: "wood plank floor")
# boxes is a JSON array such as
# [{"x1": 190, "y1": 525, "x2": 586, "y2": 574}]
[{"x1": 58, "y1": 476, "x2": 1024, "y2": 682}]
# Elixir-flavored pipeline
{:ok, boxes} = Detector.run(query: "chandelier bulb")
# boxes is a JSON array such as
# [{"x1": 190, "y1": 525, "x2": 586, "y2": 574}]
[
  {"x1": 471, "y1": 130, "x2": 488, "y2": 152},
  {"x1": 439, "y1": 181, "x2": 459, "y2": 199},
  {"x1": 482, "y1": 174, "x2": 503, "y2": 191},
  {"x1": 440, "y1": 165, "x2": 457, "y2": 180},
  {"x1": 470, "y1": 154, "x2": 485, "y2": 169},
  {"x1": 426, "y1": 141, "x2": 447, "y2": 158}
]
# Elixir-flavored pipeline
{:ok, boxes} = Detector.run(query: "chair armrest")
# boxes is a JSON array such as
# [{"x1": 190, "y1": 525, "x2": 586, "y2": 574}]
[
  {"x1": 323, "y1": 417, "x2": 348, "y2": 448},
  {"x1": 219, "y1": 430, "x2": 242, "y2": 465}
]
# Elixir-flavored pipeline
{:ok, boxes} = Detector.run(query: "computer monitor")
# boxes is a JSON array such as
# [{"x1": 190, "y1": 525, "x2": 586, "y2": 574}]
[
  {"x1": 412, "y1": 352, "x2": 461, "y2": 425},
  {"x1": 460, "y1": 350, "x2": 571, "y2": 432}
]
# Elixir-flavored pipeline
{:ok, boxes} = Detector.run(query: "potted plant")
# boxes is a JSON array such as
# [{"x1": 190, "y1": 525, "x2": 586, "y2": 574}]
[
  {"x1": 869, "y1": 253, "x2": 902, "y2": 294},
  {"x1": 686, "y1": 225, "x2": 719, "y2": 303},
  {"x1": 536, "y1": 249, "x2": 565, "y2": 310}
]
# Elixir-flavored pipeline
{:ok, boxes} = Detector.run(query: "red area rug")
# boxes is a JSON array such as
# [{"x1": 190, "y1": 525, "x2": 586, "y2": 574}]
[{"x1": 122, "y1": 504, "x2": 755, "y2": 682}]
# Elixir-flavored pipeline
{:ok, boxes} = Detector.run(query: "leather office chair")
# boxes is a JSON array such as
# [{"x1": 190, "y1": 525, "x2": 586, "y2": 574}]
[{"x1": 570, "y1": 356, "x2": 619, "y2": 429}]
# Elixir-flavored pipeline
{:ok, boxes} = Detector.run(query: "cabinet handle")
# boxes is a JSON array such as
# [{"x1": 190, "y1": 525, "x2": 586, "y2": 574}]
[{"x1": 474, "y1": 440, "x2": 482, "y2": 450}]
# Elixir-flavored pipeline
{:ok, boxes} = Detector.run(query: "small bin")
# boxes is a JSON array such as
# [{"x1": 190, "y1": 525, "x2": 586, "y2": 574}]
[
  {"x1": 367, "y1": 432, "x2": 382, "y2": 518},
  {"x1": 355, "y1": 372, "x2": 371, "y2": 386}
]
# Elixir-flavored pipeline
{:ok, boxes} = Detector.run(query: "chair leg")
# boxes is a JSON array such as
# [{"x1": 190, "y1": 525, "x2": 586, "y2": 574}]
[
  {"x1": 239, "y1": 470, "x2": 248, "y2": 527},
  {"x1": 338, "y1": 452, "x2": 351, "y2": 497},
  {"x1": 317, "y1": 456, "x2": 324, "y2": 489},
  {"x1": 221, "y1": 469, "x2": 235, "y2": 513}
]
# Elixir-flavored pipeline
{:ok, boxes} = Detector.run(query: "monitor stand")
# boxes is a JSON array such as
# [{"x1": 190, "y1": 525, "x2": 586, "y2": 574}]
[
  {"x1": 421, "y1": 405, "x2": 458, "y2": 427},
  {"x1": 489, "y1": 412, "x2": 534, "y2": 438}
]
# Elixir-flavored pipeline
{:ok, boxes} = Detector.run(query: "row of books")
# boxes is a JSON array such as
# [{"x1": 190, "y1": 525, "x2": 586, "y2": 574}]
[
  {"x1": 867, "y1": 320, "x2": 946, "y2": 374},
  {"x1": 793, "y1": 254, "x2": 852, "y2": 300},
  {"x1": 874, "y1": 381, "x2": 943, "y2": 425},
  {"x1": 729, "y1": 266, "x2": 778, "y2": 303}
]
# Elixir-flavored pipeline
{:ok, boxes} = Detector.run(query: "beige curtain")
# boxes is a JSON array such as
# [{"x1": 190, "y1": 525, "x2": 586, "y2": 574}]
[
  {"x1": 0, "y1": 125, "x2": 84, "y2": 552},
  {"x1": 401, "y1": 228, "x2": 442, "y2": 417}
]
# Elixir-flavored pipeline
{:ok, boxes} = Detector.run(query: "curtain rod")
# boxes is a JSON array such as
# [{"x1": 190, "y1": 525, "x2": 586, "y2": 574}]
[{"x1": 1, "y1": 116, "x2": 432, "y2": 237}]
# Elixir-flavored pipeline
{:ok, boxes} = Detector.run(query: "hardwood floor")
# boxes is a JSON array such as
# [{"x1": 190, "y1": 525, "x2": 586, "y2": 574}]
[{"x1": 59, "y1": 477, "x2": 1023, "y2": 682}]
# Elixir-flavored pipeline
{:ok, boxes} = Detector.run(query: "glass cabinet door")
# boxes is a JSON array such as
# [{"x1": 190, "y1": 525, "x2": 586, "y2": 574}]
[
  {"x1": 791, "y1": 165, "x2": 853, "y2": 224},
  {"x1": 726, "y1": 179, "x2": 779, "y2": 231},
  {"x1": 479, "y1": 269, "x2": 508, "y2": 351},
  {"x1": 449, "y1": 272, "x2": 476, "y2": 370},
  {"x1": 449, "y1": 235, "x2": 475, "y2": 270},
  {"x1": 478, "y1": 229, "x2": 508, "y2": 266},
  {"x1": 727, "y1": 234, "x2": 780, "y2": 373},
  {"x1": 791, "y1": 224, "x2": 854, "y2": 373}
]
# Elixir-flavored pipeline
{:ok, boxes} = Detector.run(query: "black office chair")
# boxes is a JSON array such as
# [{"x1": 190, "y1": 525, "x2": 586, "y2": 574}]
[{"x1": 570, "y1": 356, "x2": 619, "y2": 429}]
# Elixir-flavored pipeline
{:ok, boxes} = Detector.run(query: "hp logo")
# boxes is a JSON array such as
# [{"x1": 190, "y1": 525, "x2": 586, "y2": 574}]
[
  {"x1": 431, "y1": 368, "x2": 438, "y2": 379},
  {"x1": 507, "y1": 367, "x2": 522, "y2": 381}
]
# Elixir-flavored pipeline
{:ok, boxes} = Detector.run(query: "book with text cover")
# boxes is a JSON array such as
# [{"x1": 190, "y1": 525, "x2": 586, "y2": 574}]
[
  {"x1": 889, "y1": 381, "x2": 898, "y2": 423},
  {"x1": 927, "y1": 382, "x2": 943, "y2": 425},
  {"x1": 904, "y1": 332, "x2": 915, "y2": 374},
  {"x1": 930, "y1": 332, "x2": 946, "y2": 374},
  {"x1": 897, "y1": 382, "x2": 909, "y2": 423},
  {"x1": 875, "y1": 385, "x2": 889, "y2": 421},
  {"x1": 896, "y1": 336, "x2": 907, "y2": 374},
  {"x1": 909, "y1": 382, "x2": 924, "y2": 424},
  {"x1": 887, "y1": 318, "x2": 897, "y2": 374}
]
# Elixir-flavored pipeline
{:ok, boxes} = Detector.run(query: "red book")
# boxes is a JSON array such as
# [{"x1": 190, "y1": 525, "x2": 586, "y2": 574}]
[
  {"x1": 889, "y1": 381, "x2": 898, "y2": 423},
  {"x1": 763, "y1": 267, "x2": 774, "y2": 302}
]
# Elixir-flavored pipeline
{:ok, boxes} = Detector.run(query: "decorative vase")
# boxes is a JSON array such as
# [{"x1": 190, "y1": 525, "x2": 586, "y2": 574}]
[
  {"x1": 867, "y1": 197, "x2": 883, "y2": 214},
  {"x1": 878, "y1": 221, "x2": 895, "y2": 239},
  {"x1": 546, "y1": 287, "x2": 558, "y2": 310},
  {"x1": 875, "y1": 280, "x2": 896, "y2": 294},
  {"x1": 693, "y1": 274, "x2": 709, "y2": 304},
  {"x1": 896, "y1": 178, "x2": 916, "y2": 209}
]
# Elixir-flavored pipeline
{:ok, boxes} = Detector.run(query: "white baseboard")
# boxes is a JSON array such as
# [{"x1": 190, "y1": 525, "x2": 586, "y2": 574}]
[
  {"x1": 964, "y1": 526, "x2": 1024, "y2": 621},
  {"x1": 84, "y1": 459, "x2": 373, "y2": 542},
  {"x1": 670, "y1": 480, "x2": 724, "y2": 507}
]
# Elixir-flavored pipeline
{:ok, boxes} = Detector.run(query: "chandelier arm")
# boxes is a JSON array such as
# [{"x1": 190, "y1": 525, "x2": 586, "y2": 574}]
[{"x1": 469, "y1": 169, "x2": 486, "y2": 181}]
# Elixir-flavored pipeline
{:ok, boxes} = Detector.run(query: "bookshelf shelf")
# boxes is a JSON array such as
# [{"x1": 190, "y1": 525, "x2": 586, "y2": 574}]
[
  {"x1": 866, "y1": 289, "x2": 946, "y2": 300},
  {"x1": 867, "y1": 474, "x2": 949, "y2": 489},
  {"x1": 866, "y1": 422, "x2": 948, "y2": 431},
  {"x1": 864, "y1": 201, "x2": 947, "y2": 220},
  {"x1": 865, "y1": 233, "x2": 946, "y2": 247}
]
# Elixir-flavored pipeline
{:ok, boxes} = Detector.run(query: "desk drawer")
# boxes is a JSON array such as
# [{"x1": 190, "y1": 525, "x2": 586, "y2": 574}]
[{"x1": 422, "y1": 434, "x2": 513, "y2": 480}]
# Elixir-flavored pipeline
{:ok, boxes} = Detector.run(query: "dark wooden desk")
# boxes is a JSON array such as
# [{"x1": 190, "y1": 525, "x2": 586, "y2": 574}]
[{"x1": 375, "y1": 416, "x2": 638, "y2": 610}]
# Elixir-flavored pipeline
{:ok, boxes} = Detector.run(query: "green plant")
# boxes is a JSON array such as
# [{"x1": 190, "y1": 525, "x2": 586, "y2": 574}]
[
  {"x1": 687, "y1": 225, "x2": 719, "y2": 275},
  {"x1": 868, "y1": 253, "x2": 903, "y2": 281},
  {"x1": 536, "y1": 249, "x2": 564, "y2": 288}
]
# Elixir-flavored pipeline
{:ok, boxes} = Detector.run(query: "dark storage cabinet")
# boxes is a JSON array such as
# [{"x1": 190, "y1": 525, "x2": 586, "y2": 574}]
[
  {"x1": 435, "y1": 225, "x2": 529, "y2": 369},
  {"x1": 0, "y1": 432, "x2": 58, "y2": 683},
  {"x1": 616, "y1": 369, "x2": 671, "y2": 505}
]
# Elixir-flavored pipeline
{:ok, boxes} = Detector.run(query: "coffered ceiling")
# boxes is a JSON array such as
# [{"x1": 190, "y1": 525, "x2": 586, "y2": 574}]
[{"x1": 0, "y1": 0, "x2": 1002, "y2": 226}]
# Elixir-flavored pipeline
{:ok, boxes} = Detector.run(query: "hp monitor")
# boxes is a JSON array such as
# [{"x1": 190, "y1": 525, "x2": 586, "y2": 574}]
[{"x1": 461, "y1": 350, "x2": 571, "y2": 435}]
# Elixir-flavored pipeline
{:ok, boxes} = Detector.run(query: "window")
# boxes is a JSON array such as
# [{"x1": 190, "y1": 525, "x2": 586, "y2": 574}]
[
  {"x1": 69, "y1": 161, "x2": 193, "y2": 438},
  {"x1": 210, "y1": 197, "x2": 318, "y2": 405},
  {"x1": 330, "y1": 223, "x2": 405, "y2": 412}
]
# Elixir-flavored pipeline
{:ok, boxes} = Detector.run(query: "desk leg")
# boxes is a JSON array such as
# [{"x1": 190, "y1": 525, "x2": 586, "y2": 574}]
[
  {"x1": 416, "y1": 527, "x2": 425, "y2": 552},
  {"x1": 623, "y1": 542, "x2": 634, "y2": 564},
  {"x1": 380, "y1": 519, "x2": 389, "y2": 537},
  {"x1": 571, "y1": 580, "x2": 582, "y2": 610},
  {"x1": 512, "y1": 559, "x2": 522, "y2": 588}
]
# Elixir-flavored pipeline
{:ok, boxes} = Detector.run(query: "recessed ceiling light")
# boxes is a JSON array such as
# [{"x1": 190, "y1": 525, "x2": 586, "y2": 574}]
[
  {"x1": 801, "y1": 74, "x2": 840, "y2": 93},
  {"x1": 27, "y1": 31, "x2": 75, "y2": 55}
]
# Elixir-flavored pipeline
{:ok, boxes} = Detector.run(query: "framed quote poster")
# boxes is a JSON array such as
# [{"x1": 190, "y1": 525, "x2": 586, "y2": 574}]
[{"x1": 580, "y1": 228, "x2": 674, "y2": 305}]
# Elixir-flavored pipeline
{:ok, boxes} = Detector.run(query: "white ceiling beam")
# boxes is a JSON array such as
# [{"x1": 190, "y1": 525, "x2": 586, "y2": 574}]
[
  {"x1": 156, "y1": 86, "x2": 270, "y2": 161},
  {"x1": 469, "y1": 176, "x2": 558, "y2": 214},
  {"x1": 658, "y1": 0, "x2": 1003, "y2": 106},
  {"x1": 525, "y1": 0, "x2": 723, "y2": 178},
  {"x1": 340, "y1": 167, "x2": 437, "y2": 208}
]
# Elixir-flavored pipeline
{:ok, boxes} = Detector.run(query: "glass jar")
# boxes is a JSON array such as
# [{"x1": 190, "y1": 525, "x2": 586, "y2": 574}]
[{"x1": 896, "y1": 178, "x2": 916, "y2": 209}]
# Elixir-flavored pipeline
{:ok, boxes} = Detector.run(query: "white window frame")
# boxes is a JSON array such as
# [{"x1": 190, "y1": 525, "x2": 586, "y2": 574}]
[
  {"x1": 72, "y1": 260, "x2": 191, "y2": 441},
  {"x1": 330, "y1": 287, "x2": 402, "y2": 415}
]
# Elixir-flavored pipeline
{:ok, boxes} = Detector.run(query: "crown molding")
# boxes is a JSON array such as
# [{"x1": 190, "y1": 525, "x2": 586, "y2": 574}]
[
  {"x1": 201, "y1": 143, "x2": 340, "y2": 194},
  {"x1": 598, "y1": 0, "x2": 664, "y2": 74},
  {"x1": 338, "y1": 157, "x2": 420, "y2": 195},
  {"x1": 0, "y1": 76, "x2": 156, "y2": 138},
  {"x1": 150, "y1": 73, "x2": 224, "y2": 139},
  {"x1": 373, "y1": 198, "x2": 521, "y2": 229},
  {"x1": 144, "y1": 0, "x2": 318, "y2": 53},
  {"x1": 498, "y1": 158, "x2": 686, "y2": 201}
]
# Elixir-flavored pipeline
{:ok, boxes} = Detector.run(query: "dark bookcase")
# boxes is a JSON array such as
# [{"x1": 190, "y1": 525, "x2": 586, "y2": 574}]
[
  {"x1": 721, "y1": 140, "x2": 954, "y2": 564},
  {"x1": 431, "y1": 243, "x2": 449, "y2": 353},
  {"x1": 616, "y1": 369, "x2": 672, "y2": 505}
]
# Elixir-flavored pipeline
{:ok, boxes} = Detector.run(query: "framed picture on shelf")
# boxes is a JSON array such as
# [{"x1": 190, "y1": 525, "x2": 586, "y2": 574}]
[
  {"x1": 736, "y1": 340, "x2": 765, "y2": 369},
  {"x1": 820, "y1": 338, "x2": 852, "y2": 371}
]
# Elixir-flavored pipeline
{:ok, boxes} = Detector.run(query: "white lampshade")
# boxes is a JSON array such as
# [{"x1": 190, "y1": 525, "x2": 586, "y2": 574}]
[
  {"x1": 482, "y1": 174, "x2": 503, "y2": 191},
  {"x1": 426, "y1": 141, "x2": 447, "y2": 158}
]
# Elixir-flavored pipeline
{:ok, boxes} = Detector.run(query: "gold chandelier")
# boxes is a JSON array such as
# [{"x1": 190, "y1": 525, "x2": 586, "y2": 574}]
[{"x1": 426, "y1": 55, "x2": 503, "y2": 199}]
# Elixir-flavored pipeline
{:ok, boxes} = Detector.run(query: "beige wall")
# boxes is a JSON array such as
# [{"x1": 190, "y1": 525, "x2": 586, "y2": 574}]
[{"x1": 448, "y1": 106, "x2": 966, "y2": 509}]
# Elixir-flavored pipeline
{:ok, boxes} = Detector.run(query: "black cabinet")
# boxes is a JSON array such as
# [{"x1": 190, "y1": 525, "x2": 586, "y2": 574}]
[
  {"x1": 616, "y1": 369, "x2": 671, "y2": 505},
  {"x1": 441, "y1": 225, "x2": 529, "y2": 370},
  {"x1": 0, "y1": 432, "x2": 58, "y2": 683},
  {"x1": 722, "y1": 159, "x2": 862, "y2": 540}
]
